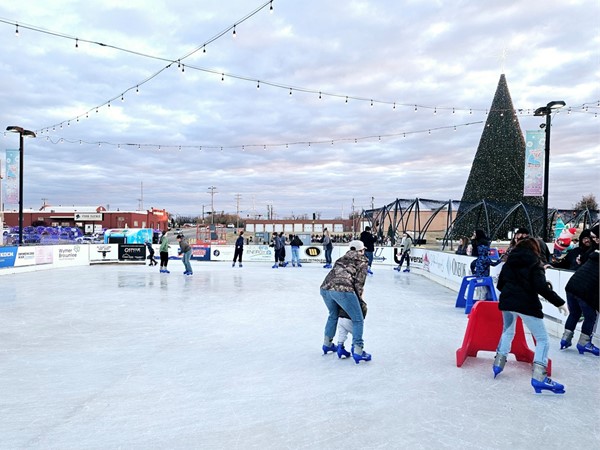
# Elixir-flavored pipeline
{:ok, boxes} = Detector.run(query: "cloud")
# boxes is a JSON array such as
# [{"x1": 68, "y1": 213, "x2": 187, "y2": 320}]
[{"x1": 1, "y1": 0, "x2": 598, "y2": 219}]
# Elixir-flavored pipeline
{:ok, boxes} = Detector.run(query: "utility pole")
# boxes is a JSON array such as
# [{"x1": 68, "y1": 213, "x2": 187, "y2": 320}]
[
  {"x1": 208, "y1": 186, "x2": 217, "y2": 224},
  {"x1": 234, "y1": 194, "x2": 242, "y2": 228}
]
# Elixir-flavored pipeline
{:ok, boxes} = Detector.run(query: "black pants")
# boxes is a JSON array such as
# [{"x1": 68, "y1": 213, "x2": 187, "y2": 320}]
[
  {"x1": 160, "y1": 251, "x2": 169, "y2": 267},
  {"x1": 399, "y1": 251, "x2": 410, "y2": 268},
  {"x1": 233, "y1": 247, "x2": 243, "y2": 263}
]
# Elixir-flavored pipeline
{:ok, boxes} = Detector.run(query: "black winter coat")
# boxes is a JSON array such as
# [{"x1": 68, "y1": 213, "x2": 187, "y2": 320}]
[
  {"x1": 497, "y1": 246, "x2": 565, "y2": 318},
  {"x1": 565, "y1": 250, "x2": 599, "y2": 312}
]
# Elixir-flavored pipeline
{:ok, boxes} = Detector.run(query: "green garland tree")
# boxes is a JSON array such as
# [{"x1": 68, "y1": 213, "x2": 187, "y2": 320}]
[{"x1": 452, "y1": 74, "x2": 543, "y2": 240}]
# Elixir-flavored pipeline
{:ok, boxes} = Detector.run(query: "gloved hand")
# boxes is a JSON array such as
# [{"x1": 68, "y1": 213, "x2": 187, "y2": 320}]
[{"x1": 558, "y1": 304, "x2": 569, "y2": 316}]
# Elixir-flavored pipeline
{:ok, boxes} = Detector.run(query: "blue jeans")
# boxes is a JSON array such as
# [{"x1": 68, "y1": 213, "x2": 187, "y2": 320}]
[
  {"x1": 182, "y1": 249, "x2": 193, "y2": 273},
  {"x1": 291, "y1": 247, "x2": 300, "y2": 264},
  {"x1": 365, "y1": 251, "x2": 373, "y2": 267},
  {"x1": 325, "y1": 247, "x2": 332, "y2": 265},
  {"x1": 496, "y1": 311, "x2": 549, "y2": 367},
  {"x1": 565, "y1": 292, "x2": 597, "y2": 336},
  {"x1": 320, "y1": 289, "x2": 364, "y2": 349}
]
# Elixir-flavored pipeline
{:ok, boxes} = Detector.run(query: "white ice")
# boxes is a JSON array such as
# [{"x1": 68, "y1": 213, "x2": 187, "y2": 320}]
[{"x1": 1, "y1": 261, "x2": 598, "y2": 449}]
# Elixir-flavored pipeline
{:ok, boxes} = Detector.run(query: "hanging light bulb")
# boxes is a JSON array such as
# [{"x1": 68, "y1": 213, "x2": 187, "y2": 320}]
[
  {"x1": 221, "y1": 73, "x2": 224, "y2": 81},
  {"x1": 15, "y1": 24, "x2": 19, "y2": 36},
  {"x1": 136, "y1": 85, "x2": 139, "y2": 94},
  {"x1": 370, "y1": 100, "x2": 374, "y2": 107},
  {"x1": 232, "y1": 25, "x2": 236, "y2": 37},
  {"x1": 469, "y1": 109, "x2": 472, "y2": 115},
  {"x1": 289, "y1": 88, "x2": 292, "y2": 95},
  {"x1": 121, "y1": 94, "x2": 124, "y2": 102},
  {"x1": 270, "y1": 1, "x2": 273, "y2": 12},
  {"x1": 108, "y1": 101, "x2": 111, "y2": 108},
  {"x1": 393, "y1": 102, "x2": 396, "y2": 110},
  {"x1": 181, "y1": 64, "x2": 185, "y2": 73},
  {"x1": 257, "y1": 80, "x2": 260, "y2": 89},
  {"x1": 414, "y1": 105, "x2": 417, "y2": 112},
  {"x1": 345, "y1": 96, "x2": 348, "y2": 103},
  {"x1": 319, "y1": 92, "x2": 322, "y2": 99},
  {"x1": 452, "y1": 108, "x2": 455, "y2": 114},
  {"x1": 75, "y1": 38, "x2": 79, "y2": 48}
]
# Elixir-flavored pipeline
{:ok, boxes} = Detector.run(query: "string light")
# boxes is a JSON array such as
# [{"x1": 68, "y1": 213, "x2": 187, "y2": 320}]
[
  {"x1": 257, "y1": 80, "x2": 260, "y2": 89},
  {"x1": 289, "y1": 88, "x2": 292, "y2": 95},
  {"x1": 75, "y1": 38, "x2": 78, "y2": 48},
  {"x1": 232, "y1": 25, "x2": 236, "y2": 37},
  {"x1": 221, "y1": 73, "x2": 224, "y2": 81},
  {"x1": 15, "y1": 23, "x2": 18, "y2": 36}
]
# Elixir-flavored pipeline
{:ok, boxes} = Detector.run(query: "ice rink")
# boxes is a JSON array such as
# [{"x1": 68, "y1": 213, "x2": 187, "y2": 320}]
[{"x1": 1, "y1": 260, "x2": 598, "y2": 449}]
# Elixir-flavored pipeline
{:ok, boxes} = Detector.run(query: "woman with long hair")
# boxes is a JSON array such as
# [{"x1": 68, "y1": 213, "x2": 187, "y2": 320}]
[{"x1": 493, "y1": 237, "x2": 569, "y2": 394}]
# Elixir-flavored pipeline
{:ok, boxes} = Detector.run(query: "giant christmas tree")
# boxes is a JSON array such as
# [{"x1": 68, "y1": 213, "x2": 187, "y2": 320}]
[{"x1": 452, "y1": 74, "x2": 543, "y2": 239}]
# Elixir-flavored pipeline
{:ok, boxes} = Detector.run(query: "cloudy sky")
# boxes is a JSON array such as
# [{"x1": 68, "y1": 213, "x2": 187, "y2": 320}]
[{"x1": 1, "y1": 0, "x2": 598, "y2": 220}]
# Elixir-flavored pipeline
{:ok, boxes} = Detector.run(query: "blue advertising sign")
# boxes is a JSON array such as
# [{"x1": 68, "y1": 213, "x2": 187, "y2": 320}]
[{"x1": 0, "y1": 246, "x2": 18, "y2": 268}]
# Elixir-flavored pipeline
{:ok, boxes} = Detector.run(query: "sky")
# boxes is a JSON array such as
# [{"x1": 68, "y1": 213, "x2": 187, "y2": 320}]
[{"x1": 0, "y1": 0, "x2": 598, "y2": 220}]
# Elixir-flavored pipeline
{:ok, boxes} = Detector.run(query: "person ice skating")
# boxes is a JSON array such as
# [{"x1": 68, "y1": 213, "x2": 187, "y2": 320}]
[
  {"x1": 277, "y1": 232, "x2": 288, "y2": 267},
  {"x1": 335, "y1": 292, "x2": 368, "y2": 359},
  {"x1": 145, "y1": 241, "x2": 157, "y2": 266},
  {"x1": 469, "y1": 229, "x2": 501, "y2": 299},
  {"x1": 322, "y1": 228, "x2": 333, "y2": 269},
  {"x1": 320, "y1": 239, "x2": 371, "y2": 364},
  {"x1": 232, "y1": 231, "x2": 244, "y2": 267},
  {"x1": 290, "y1": 234, "x2": 303, "y2": 267},
  {"x1": 177, "y1": 233, "x2": 193, "y2": 276},
  {"x1": 360, "y1": 226, "x2": 376, "y2": 275},
  {"x1": 561, "y1": 233, "x2": 599, "y2": 356},
  {"x1": 159, "y1": 230, "x2": 170, "y2": 273},
  {"x1": 493, "y1": 237, "x2": 569, "y2": 394},
  {"x1": 394, "y1": 232, "x2": 413, "y2": 272}
]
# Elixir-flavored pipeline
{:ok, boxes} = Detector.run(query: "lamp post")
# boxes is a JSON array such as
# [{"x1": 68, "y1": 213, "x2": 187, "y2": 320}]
[
  {"x1": 207, "y1": 186, "x2": 217, "y2": 225},
  {"x1": 6, "y1": 126, "x2": 36, "y2": 245},
  {"x1": 533, "y1": 100, "x2": 565, "y2": 242}
]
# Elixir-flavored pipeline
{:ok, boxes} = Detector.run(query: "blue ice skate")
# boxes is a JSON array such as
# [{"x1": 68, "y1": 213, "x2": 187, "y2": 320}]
[
  {"x1": 577, "y1": 342, "x2": 599, "y2": 356},
  {"x1": 322, "y1": 343, "x2": 337, "y2": 354},
  {"x1": 351, "y1": 347, "x2": 372, "y2": 364},
  {"x1": 337, "y1": 344, "x2": 351, "y2": 359},
  {"x1": 531, "y1": 377, "x2": 565, "y2": 394}
]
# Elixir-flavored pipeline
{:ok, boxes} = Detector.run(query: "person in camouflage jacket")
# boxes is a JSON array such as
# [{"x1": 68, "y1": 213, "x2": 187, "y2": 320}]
[{"x1": 320, "y1": 240, "x2": 371, "y2": 362}]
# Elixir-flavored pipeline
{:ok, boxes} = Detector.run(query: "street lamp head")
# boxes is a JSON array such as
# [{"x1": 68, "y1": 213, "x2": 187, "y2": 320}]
[
  {"x1": 547, "y1": 100, "x2": 566, "y2": 110},
  {"x1": 534, "y1": 101, "x2": 566, "y2": 117},
  {"x1": 6, "y1": 126, "x2": 36, "y2": 138}
]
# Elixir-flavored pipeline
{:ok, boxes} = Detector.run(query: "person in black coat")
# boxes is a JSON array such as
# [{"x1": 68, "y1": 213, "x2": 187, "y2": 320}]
[
  {"x1": 492, "y1": 237, "x2": 569, "y2": 394},
  {"x1": 558, "y1": 226, "x2": 599, "y2": 355},
  {"x1": 359, "y1": 226, "x2": 377, "y2": 275},
  {"x1": 563, "y1": 249, "x2": 599, "y2": 356}
]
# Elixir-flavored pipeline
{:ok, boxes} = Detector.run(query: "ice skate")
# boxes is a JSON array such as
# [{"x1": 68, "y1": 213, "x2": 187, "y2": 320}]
[
  {"x1": 336, "y1": 344, "x2": 350, "y2": 359},
  {"x1": 322, "y1": 343, "x2": 337, "y2": 354},
  {"x1": 531, "y1": 363, "x2": 565, "y2": 394},
  {"x1": 297, "y1": 263, "x2": 302, "y2": 267},
  {"x1": 403, "y1": 268, "x2": 410, "y2": 273},
  {"x1": 367, "y1": 268, "x2": 373, "y2": 275},
  {"x1": 232, "y1": 262, "x2": 235, "y2": 267},
  {"x1": 492, "y1": 353, "x2": 507, "y2": 378},
  {"x1": 351, "y1": 346, "x2": 371, "y2": 364},
  {"x1": 272, "y1": 264, "x2": 278, "y2": 269},
  {"x1": 239, "y1": 264, "x2": 243, "y2": 268},
  {"x1": 393, "y1": 266, "x2": 400, "y2": 271},
  {"x1": 576, "y1": 334, "x2": 598, "y2": 356},
  {"x1": 560, "y1": 330, "x2": 573, "y2": 350}
]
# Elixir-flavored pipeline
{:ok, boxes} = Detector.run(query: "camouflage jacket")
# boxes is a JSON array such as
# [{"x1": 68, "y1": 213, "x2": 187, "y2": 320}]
[{"x1": 320, "y1": 250, "x2": 369, "y2": 300}]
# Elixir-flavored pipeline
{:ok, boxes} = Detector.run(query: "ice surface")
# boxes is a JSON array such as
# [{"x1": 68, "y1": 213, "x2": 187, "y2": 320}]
[{"x1": 1, "y1": 261, "x2": 598, "y2": 449}]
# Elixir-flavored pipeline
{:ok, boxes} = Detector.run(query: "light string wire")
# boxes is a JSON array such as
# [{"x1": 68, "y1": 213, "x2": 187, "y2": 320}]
[
  {"x1": 42, "y1": 120, "x2": 485, "y2": 151},
  {"x1": 3, "y1": 9, "x2": 598, "y2": 136},
  {"x1": 0, "y1": 0, "x2": 275, "y2": 132}
]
